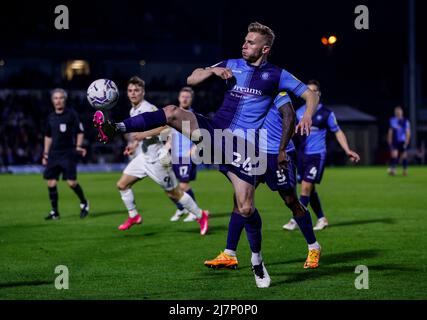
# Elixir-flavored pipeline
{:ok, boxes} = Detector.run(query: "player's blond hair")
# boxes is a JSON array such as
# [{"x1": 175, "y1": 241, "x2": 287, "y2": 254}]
[{"x1": 248, "y1": 22, "x2": 275, "y2": 47}]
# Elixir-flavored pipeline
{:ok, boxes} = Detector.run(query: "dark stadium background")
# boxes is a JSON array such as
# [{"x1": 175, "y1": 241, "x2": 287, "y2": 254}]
[{"x1": 0, "y1": 0, "x2": 425, "y2": 168}]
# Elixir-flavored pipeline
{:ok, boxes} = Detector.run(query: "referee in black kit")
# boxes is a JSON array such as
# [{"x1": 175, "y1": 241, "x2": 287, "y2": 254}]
[{"x1": 42, "y1": 88, "x2": 89, "y2": 220}]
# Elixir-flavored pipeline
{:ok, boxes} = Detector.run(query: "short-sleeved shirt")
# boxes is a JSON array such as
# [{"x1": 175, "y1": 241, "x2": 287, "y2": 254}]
[
  {"x1": 296, "y1": 104, "x2": 340, "y2": 155},
  {"x1": 45, "y1": 108, "x2": 83, "y2": 158},
  {"x1": 209, "y1": 58, "x2": 308, "y2": 138},
  {"x1": 389, "y1": 117, "x2": 410, "y2": 144}
]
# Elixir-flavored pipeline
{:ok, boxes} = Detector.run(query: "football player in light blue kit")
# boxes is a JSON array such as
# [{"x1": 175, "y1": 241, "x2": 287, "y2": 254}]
[
  {"x1": 256, "y1": 92, "x2": 322, "y2": 267},
  {"x1": 169, "y1": 87, "x2": 200, "y2": 222},
  {"x1": 93, "y1": 22, "x2": 319, "y2": 288},
  {"x1": 387, "y1": 106, "x2": 411, "y2": 176},
  {"x1": 283, "y1": 80, "x2": 360, "y2": 231}
]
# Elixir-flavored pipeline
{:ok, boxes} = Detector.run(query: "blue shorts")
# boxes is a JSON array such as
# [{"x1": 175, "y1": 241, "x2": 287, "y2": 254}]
[
  {"x1": 172, "y1": 158, "x2": 197, "y2": 183},
  {"x1": 194, "y1": 113, "x2": 259, "y2": 186},
  {"x1": 391, "y1": 141, "x2": 407, "y2": 153},
  {"x1": 257, "y1": 152, "x2": 296, "y2": 191},
  {"x1": 297, "y1": 153, "x2": 326, "y2": 184}
]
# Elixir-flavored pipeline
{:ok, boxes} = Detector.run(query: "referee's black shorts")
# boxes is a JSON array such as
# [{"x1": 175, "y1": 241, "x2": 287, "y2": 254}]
[{"x1": 43, "y1": 153, "x2": 78, "y2": 181}]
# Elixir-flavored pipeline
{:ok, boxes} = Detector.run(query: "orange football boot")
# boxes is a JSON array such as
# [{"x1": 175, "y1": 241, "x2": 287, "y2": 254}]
[{"x1": 204, "y1": 251, "x2": 238, "y2": 269}]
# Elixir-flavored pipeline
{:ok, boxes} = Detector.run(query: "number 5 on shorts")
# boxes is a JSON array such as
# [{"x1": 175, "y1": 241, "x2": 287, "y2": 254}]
[{"x1": 276, "y1": 169, "x2": 286, "y2": 183}]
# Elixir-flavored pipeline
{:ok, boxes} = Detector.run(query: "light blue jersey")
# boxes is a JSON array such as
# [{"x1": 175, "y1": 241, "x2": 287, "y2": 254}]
[
  {"x1": 259, "y1": 92, "x2": 295, "y2": 154},
  {"x1": 296, "y1": 104, "x2": 340, "y2": 155},
  {"x1": 211, "y1": 59, "x2": 308, "y2": 138},
  {"x1": 389, "y1": 117, "x2": 410, "y2": 144}
]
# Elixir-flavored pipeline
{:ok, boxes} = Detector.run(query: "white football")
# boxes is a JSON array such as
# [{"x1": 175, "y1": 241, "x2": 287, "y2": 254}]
[{"x1": 87, "y1": 79, "x2": 119, "y2": 110}]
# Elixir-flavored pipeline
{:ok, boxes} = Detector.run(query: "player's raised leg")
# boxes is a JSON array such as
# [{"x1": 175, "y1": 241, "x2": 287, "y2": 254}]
[
  {"x1": 116, "y1": 173, "x2": 142, "y2": 231},
  {"x1": 94, "y1": 104, "x2": 202, "y2": 144}
]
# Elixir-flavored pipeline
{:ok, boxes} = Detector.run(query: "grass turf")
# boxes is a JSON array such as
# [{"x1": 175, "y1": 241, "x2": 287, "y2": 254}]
[{"x1": 0, "y1": 167, "x2": 426, "y2": 299}]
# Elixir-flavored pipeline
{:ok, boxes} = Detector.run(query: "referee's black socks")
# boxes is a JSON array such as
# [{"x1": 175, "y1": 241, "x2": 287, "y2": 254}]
[
  {"x1": 48, "y1": 186, "x2": 59, "y2": 213},
  {"x1": 71, "y1": 183, "x2": 87, "y2": 204}
]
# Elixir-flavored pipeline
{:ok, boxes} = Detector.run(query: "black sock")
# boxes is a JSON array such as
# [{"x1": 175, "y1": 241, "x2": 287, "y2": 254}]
[
  {"x1": 48, "y1": 186, "x2": 58, "y2": 213},
  {"x1": 71, "y1": 184, "x2": 87, "y2": 204}
]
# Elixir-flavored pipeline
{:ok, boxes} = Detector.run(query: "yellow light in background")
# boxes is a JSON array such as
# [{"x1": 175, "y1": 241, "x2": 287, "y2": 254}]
[
  {"x1": 64, "y1": 60, "x2": 90, "y2": 80},
  {"x1": 139, "y1": 60, "x2": 146, "y2": 66},
  {"x1": 0, "y1": 59, "x2": 5, "y2": 67},
  {"x1": 70, "y1": 60, "x2": 86, "y2": 70},
  {"x1": 321, "y1": 37, "x2": 329, "y2": 46},
  {"x1": 328, "y1": 35, "x2": 337, "y2": 45}
]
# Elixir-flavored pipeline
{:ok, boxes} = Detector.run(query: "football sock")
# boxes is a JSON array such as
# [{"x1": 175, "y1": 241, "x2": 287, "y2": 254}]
[
  {"x1": 175, "y1": 201, "x2": 185, "y2": 211},
  {"x1": 121, "y1": 109, "x2": 167, "y2": 133},
  {"x1": 299, "y1": 195, "x2": 310, "y2": 207},
  {"x1": 294, "y1": 210, "x2": 317, "y2": 245},
  {"x1": 310, "y1": 190, "x2": 325, "y2": 219},
  {"x1": 244, "y1": 209, "x2": 262, "y2": 254},
  {"x1": 308, "y1": 241, "x2": 321, "y2": 251},
  {"x1": 402, "y1": 159, "x2": 408, "y2": 170},
  {"x1": 71, "y1": 183, "x2": 87, "y2": 204},
  {"x1": 178, "y1": 192, "x2": 202, "y2": 218},
  {"x1": 119, "y1": 189, "x2": 138, "y2": 218},
  {"x1": 48, "y1": 186, "x2": 58, "y2": 213},
  {"x1": 251, "y1": 252, "x2": 263, "y2": 266},
  {"x1": 224, "y1": 249, "x2": 237, "y2": 257},
  {"x1": 390, "y1": 157, "x2": 398, "y2": 169},
  {"x1": 226, "y1": 212, "x2": 246, "y2": 251},
  {"x1": 186, "y1": 188, "x2": 196, "y2": 201}
]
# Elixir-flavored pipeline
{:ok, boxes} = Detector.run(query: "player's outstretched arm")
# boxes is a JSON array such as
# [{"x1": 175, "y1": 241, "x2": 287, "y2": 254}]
[
  {"x1": 335, "y1": 130, "x2": 360, "y2": 163},
  {"x1": 187, "y1": 67, "x2": 233, "y2": 86},
  {"x1": 295, "y1": 88, "x2": 319, "y2": 136},
  {"x1": 277, "y1": 102, "x2": 296, "y2": 170}
]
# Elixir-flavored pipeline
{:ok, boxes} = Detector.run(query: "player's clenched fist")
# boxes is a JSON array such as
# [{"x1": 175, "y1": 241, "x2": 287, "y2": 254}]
[{"x1": 212, "y1": 67, "x2": 233, "y2": 80}]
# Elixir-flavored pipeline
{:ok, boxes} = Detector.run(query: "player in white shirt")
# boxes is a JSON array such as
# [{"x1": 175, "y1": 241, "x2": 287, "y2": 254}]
[{"x1": 116, "y1": 77, "x2": 209, "y2": 235}]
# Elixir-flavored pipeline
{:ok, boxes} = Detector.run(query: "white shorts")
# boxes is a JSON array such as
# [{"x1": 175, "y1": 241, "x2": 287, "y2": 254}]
[{"x1": 123, "y1": 153, "x2": 178, "y2": 191}]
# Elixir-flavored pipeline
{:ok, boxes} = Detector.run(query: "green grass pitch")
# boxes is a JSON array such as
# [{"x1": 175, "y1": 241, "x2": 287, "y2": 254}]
[{"x1": 1, "y1": 167, "x2": 426, "y2": 300}]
